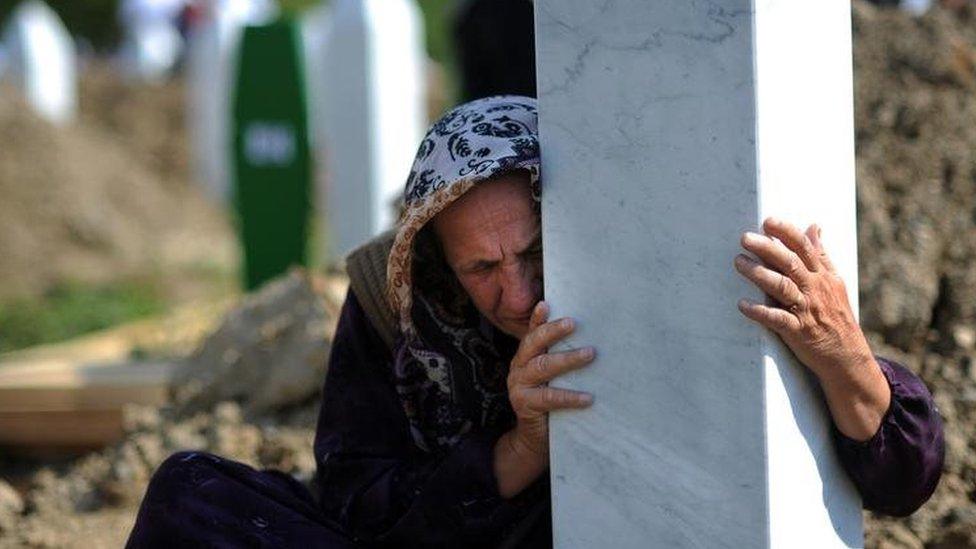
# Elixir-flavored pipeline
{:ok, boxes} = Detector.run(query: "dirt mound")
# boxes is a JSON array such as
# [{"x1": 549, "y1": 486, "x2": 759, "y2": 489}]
[
  {"x1": 173, "y1": 269, "x2": 342, "y2": 415},
  {"x1": 1, "y1": 401, "x2": 320, "y2": 548},
  {"x1": 853, "y1": 2, "x2": 976, "y2": 547},
  {"x1": 78, "y1": 63, "x2": 192, "y2": 186},
  {"x1": 0, "y1": 270, "x2": 343, "y2": 548},
  {"x1": 0, "y1": 67, "x2": 235, "y2": 301}
]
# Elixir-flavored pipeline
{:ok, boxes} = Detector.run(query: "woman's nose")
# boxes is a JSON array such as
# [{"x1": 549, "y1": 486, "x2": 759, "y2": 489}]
[{"x1": 499, "y1": 262, "x2": 541, "y2": 313}]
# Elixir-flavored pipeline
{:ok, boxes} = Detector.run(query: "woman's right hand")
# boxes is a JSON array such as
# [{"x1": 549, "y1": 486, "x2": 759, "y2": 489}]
[
  {"x1": 493, "y1": 301, "x2": 595, "y2": 498},
  {"x1": 506, "y1": 301, "x2": 596, "y2": 459}
]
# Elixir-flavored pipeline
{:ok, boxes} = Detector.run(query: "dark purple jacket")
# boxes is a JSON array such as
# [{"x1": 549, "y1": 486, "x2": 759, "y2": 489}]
[{"x1": 313, "y1": 292, "x2": 945, "y2": 547}]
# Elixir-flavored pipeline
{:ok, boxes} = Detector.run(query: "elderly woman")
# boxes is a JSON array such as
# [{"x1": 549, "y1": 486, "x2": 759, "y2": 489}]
[{"x1": 127, "y1": 96, "x2": 943, "y2": 548}]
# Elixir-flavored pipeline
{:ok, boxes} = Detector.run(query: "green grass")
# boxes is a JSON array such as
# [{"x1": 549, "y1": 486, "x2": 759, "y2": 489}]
[{"x1": 0, "y1": 279, "x2": 167, "y2": 354}]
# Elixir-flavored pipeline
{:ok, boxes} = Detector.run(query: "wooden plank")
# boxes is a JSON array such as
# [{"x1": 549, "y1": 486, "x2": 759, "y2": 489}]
[
  {"x1": 0, "y1": 409, "x2": 124, "y2": 455},
  {"x1": 0, "y1": 361, "x2": 175, "y2": 412}
]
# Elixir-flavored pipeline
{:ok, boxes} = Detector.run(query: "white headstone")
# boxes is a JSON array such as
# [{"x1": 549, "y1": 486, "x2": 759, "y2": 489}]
[
  {"x1": 185, "y1": 0, "x2": 277, "y2": 204},
  {"x1": 0, "y1": 45, "x2": 8, "y2": 80},
  {"x1": 117, "y1": 0, "x2": 186, "y2": 81},
  {"x1": 2, "y1": 1, "x2": 76, "y2": 125},
  {"x1": 321, "y1": 0, "x2": 426, "y2": 259},
  {"x1": 902, "y1": 0, "x2": 932, "y2": 15},
  {"x1": 300, "y1": 2, "x2": 332, "y2": 173},
  {"x1": 537, "y1": 1, "x2": 863, "y2": 547}
]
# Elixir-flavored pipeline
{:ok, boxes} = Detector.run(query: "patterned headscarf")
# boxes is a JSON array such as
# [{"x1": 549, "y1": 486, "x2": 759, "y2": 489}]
[{"x1": 386, "y1": 96, "x2": 541, "y2": 453}]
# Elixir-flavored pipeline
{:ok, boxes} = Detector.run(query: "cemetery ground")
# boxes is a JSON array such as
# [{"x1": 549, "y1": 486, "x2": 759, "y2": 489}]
[{"x1": 1, "y1": 2, "x2": 976, "y2": 547}]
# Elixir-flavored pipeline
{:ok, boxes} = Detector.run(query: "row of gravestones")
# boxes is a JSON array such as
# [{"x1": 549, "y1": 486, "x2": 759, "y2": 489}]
[
  {"x1": 0, "y1": 0, "x2": 425, "y2": 290},
  {"x1": 0, "y1": 1, "x2": 274, "y2": 125},
  {"x1": 198, "y1": 0, "x2": 425, "y2": 289}
]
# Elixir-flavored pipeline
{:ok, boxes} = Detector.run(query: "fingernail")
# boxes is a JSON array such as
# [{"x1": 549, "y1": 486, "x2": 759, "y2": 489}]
[
  {"x1": 742, "y1": 232, "x2": 760, "y2": 245},
  {"x1": 561, "y1": 318, "x2": 574, "y2": 330},
  {"x1": 817, "y1": 225, "x2": 822, "y2": 239},
  {"x1": 581, "y1": 346, "x2": 596, "y2": 360},
  {"x1": 579, "y1": 393, "x2": 594, "y2": 405},
  {"x1": 737, "y1": 299, "x2": 751, "y2": 310}
]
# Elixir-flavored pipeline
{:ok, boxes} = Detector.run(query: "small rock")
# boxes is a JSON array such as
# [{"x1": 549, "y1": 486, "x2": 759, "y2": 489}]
[
  {"x1": 122, "y1": 403, "x2": 162, "y2": 433},
  {"x1": 952, "y1": 325, "x2": 976, "y2": 349},
  {"x1": 0, "y1": 479, "x2": 24, "y2": 531},
  {"x1": 214, "y1": 401, "x2": 243, "y2": 425},
  {"x1": 928, "y1": 525, "x2": 976, "y2": 549},
  {"x1": 164, "y1": 423, "x2": 207, "y2": 451}
]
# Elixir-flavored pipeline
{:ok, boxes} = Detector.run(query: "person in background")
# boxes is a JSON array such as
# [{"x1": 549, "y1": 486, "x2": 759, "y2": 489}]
[{"x1": 454, "y1": 0, "x2": 536, "y2": 100}]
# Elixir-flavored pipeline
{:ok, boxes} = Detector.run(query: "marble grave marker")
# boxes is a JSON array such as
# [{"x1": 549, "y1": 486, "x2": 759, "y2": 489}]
[
  {"x1": 536, "y1": 1, "x2": 863, "y2": 547},
  {"x1": 321, "y1": 0, "x2": 425, "y2": 259},
  {"x1": 2, "y1": 1, "x2": 76, "y2": 125},
  {"x1": 186, "y1": 0, "x2": 277, "y2": 204}
]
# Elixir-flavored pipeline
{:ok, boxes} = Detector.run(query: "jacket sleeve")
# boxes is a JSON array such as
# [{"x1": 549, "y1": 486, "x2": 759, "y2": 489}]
[
  {"x1": 833, "y1": 357, "x2": 945, "y2": 516},
  {"x1": 313, "y1": 291, "x2": 535, "y2": 547}
]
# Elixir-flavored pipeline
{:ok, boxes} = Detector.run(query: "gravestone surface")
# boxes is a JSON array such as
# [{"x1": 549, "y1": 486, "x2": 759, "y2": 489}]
[
  {"x1": 232, "y1": 21, "x2": 312, "y2": 290},
  {"x1": 2, "y1": 0, "x2": 76, "y2": 124},
  {"x1": 300, "y1": 1, "x2": 332, "y2": 233},
  {"x1": 187, "y1": 1, "x2": 277, "y2": 205},
  {"x1": 117, "y1": 0, "x2": 184, "y2": 81},
  {"x1": 321, "y1": 0, "x2": 425, "y2": 259},
  {"x1": 536, "y1": 1, "x2": 863, "y2": 547}
]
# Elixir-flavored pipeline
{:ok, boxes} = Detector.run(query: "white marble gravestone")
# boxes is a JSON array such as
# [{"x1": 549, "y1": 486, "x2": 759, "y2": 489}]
[
  {"x1": 186, "y1": 0, "x2": 277, "y2": 204},
  {"x1": 117, "y1": 0, "x2": 186, "y2": 82},
  {"x1": 321, "y1": 0, "x2": 425, "y2": 259},
  {"x1": 536, "y1": 1, "x2": 863, "y2": 547},
  {"x1": 300, "y1": 2, "x2": 332, "y2": 207},
  {"x1": 0, "y1": 45, "x2": 8, "y2": 79},
  {"x1": 2, "y1": 1, "x2": 76, "y2": 125}
]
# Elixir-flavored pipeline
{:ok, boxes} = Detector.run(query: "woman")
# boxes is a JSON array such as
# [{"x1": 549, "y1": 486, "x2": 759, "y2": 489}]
[{"x1": 127, "y1": 96, "x2": 943, "y2": 548}]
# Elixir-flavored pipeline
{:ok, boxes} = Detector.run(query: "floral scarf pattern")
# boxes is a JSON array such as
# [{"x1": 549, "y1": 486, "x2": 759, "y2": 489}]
[{"x1": 386, "y1": 96, "x2": 541, "y2": 453}]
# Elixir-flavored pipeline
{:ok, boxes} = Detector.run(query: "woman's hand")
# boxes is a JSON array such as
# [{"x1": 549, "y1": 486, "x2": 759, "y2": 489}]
[
  {"x1": 494, "y1": 301, "x2": 595, "y2": 497},
  {"x1": 735, "y1": 217, "x2": 891, "y2": 441}
]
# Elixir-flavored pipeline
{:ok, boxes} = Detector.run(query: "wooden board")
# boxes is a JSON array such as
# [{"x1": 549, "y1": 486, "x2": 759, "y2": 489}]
[
  {"x1": 0, "y1": 360, "x2": 175, "y2": 452},
  {"x1": 0, "y1": 409, "x2": 124, "y2": 456}
]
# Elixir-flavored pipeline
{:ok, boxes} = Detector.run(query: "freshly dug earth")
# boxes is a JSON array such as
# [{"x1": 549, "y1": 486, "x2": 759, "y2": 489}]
[
  {"x1": 0, "y1": 270, "x2": 341, "y2": 549},
  {"x1": 0, "y1": 65, "x2": 235, "y2": 302},
  {"x1": 172, "y1": 269, "x2": 344, "y2": 416},
  {"x1": 4, "y1": 2, "x2": 976, "y2": 547},
  {"x1": 854, "y1": 2, "x2": 976, "y2": 547},
  {"x1": 0, "y1": 401, "x2": 321, "y2": 548}
]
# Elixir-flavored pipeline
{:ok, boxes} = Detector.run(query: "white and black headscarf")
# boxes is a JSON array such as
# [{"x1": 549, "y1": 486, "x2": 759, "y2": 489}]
[{"x1": 386, "y1": 96, "x2": 541, "y2": 454}]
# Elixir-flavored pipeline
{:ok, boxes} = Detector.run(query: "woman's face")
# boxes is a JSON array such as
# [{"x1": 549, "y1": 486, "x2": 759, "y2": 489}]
[{"x1": 432, "y1": 172, "x2": 542, "y2": 339}]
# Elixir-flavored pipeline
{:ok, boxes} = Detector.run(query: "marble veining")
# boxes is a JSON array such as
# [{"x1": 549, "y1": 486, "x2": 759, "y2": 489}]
[{"x1": 536, "y1": 0, "x2": 863, "y2": 547}]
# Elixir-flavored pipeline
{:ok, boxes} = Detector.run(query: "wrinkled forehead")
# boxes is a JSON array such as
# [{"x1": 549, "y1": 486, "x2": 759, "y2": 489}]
[{"x1": 430, "y1": 171, "x2": 539, "y2": 243}]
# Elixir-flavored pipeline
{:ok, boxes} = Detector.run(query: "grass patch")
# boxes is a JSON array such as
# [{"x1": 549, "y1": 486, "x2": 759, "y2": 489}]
[{"x1": 0, "y1": 279, "x2": 167, "y2": 354}]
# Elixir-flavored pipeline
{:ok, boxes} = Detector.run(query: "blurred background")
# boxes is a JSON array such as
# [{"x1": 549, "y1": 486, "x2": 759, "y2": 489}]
[{"x1": 0, "y1": 0, "x2": 974, "y2": 547}]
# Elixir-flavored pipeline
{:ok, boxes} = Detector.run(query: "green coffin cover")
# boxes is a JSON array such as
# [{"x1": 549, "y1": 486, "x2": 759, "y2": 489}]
[{"x1": 232, "y1": 20, "x2": 312, "y2": 290}]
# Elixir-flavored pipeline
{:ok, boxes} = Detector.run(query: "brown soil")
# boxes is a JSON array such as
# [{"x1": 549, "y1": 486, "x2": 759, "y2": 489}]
[
  {"x1": 0, "y1": 270, "x2": 340, "y2": 549},
  {"x1": 854, "y1": 2, "x2": 976, "y2": 547},
  {"x1": 0, "y1": 63, "x2": 236, "y2": 302}
]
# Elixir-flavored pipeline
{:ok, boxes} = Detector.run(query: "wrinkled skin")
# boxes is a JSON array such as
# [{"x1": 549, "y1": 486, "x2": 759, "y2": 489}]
[
  {"x1": 433, "y1": 173, "x2": 594, "y2": 497},
  {"x1": 434, "y1": 175, "x2": 889, "y2": 498},
  {"x1": 735, "y1": 217, "x2": 891, "y2": 441}
]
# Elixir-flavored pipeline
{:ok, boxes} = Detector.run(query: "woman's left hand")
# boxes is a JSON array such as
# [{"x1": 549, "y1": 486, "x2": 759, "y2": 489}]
[{"x1": 735, "y1": 217, "x2": 891, "y2": 441}]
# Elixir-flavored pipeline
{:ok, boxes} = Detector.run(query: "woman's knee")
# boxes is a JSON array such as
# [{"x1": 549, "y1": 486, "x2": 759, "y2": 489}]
[{"x1": 146, "y1": 451, "x2": 225, "y2": 492}]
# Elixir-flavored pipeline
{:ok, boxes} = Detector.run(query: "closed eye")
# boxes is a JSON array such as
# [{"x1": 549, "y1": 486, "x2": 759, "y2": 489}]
[
  {"x1": 518, "y1": 237, "x2": 543, "y2": 259},
  {"x1": 520, "y1": 246, "x2": 542, "y2": 259},
  {"x1": 463, "y1": 261, "x2": 497, "y2": 275}
]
